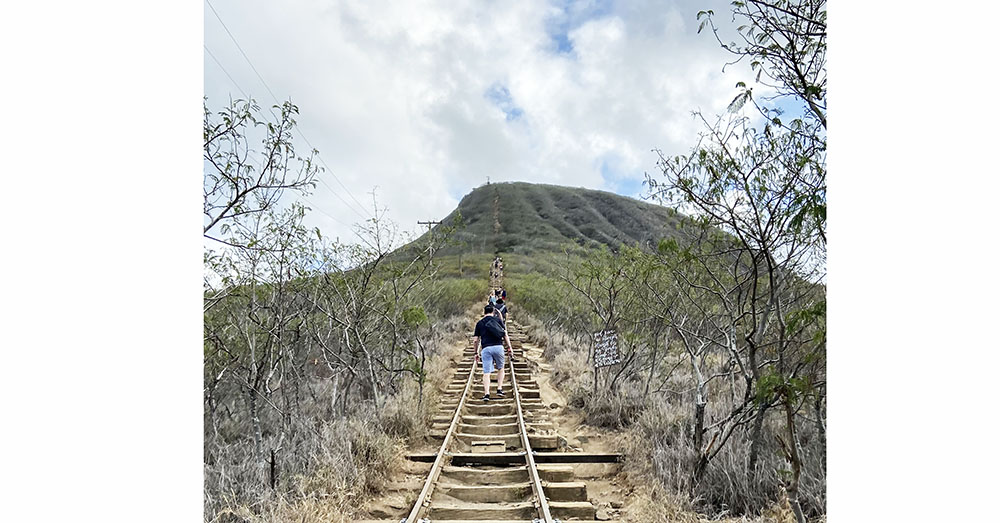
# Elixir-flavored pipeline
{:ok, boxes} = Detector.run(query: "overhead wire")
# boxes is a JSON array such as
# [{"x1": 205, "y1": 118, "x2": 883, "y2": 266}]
[
  {"x1": 203, "y1": 45, "x2": 248, "y2": 99},
  {"x1": 204, "y1": 0, "x2": 375, "y2": 221},
  {"x1": 204, "y1": 42, "x2": 371, "y2": 246}
]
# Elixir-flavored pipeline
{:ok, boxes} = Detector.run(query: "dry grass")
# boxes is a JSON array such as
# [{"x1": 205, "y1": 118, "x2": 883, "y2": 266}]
[
  {"x1": 204, "y1": 310, "x2": 476, "y2": 522},
  {"x1": 518, "y1": 313, "x2": 826, "y2": 521},
  {"x1": 621, "y1": 483, "x2": 814, "y2": 523},
  {"x1": 205, "y1": 402, "x2": 405, "y2": 522}
]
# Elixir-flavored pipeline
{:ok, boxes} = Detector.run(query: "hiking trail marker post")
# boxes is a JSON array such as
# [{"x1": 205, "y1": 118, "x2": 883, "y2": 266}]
[
  {"x1": 593, "y1": 329, "x2": 621, "y2": 368},
  {"x1": 592, "y1": 329, "x2": 620, "y2": 391}
]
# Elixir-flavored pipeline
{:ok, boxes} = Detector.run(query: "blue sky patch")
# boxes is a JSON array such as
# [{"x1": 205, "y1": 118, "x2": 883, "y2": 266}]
[
  {"x1": 545, "y1": 0, "x2": 616, "y2": 56},
  {"x1": 769, "y1": 94, "x2": 807, "y2": 121},
  {"x1": 599, "y1": 155, "x2": 645, "y2": 199},
  {"x1": 484, "y1": 83, "x2": 524, "y2": 121}
]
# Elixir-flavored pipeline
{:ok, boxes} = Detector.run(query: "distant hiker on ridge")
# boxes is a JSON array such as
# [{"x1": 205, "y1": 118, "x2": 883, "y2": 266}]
[{"x1": 473, "y1": 304, "x2": 513, "y2": 402}]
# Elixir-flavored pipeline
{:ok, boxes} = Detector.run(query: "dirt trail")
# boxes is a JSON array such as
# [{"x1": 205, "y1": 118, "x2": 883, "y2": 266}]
[
  {"x1": 524, "y1": 336, "x2": 630, "y2": 521},
  {"x1": 359, "y1": 319, "x2": 628, "y2": 522}
]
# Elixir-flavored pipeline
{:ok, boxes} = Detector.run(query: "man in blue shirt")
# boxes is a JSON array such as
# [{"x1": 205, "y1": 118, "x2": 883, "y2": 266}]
[{"x1": 473, "y1": 304, "x2": 513, "y2": 401}]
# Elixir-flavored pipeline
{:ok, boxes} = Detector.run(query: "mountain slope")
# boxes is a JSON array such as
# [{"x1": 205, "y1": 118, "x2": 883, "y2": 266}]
[{"x1": 426, "y1": 182, "x2": 686, "y2": 255}]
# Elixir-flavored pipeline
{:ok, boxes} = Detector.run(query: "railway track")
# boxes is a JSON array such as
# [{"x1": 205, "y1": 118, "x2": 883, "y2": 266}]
[{"x1": 359, "y1": 319, "x2": 601, "y2": 522}]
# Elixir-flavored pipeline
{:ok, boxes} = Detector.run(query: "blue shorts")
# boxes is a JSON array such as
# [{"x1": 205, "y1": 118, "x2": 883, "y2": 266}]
[{"x1": 481, "y1": 345, "x2": 505, "y2": 374}]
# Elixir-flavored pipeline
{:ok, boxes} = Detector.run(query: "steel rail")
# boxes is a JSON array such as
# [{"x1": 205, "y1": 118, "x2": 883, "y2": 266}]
[
  {"x1": 403, "y1": 350, "x2": 477, "y2": 523},
  {"x1": 509, "y1": 342, "x2": 555, "y2": 523}
]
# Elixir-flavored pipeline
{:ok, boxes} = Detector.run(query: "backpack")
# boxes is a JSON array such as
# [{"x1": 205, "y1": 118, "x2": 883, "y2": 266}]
[{"x1": 483, "y1": 317, "x2": 505, "y2": 341}]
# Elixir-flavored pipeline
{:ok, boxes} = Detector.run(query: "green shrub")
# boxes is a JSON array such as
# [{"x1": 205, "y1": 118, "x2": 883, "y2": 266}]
[{"x1": 425, "y1": 277, "x2": 486, "y2": 318}]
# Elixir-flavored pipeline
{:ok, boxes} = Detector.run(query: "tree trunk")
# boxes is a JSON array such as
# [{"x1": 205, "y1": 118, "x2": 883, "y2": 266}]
[
  {"x1": 688, "y1": 345, "x2": 707, "y2": 450},
  {"x1": 644, "y1": 331, "x2": 664, "y2": 399},
  {"x1": 689, "y1": 346, "x2": 709, "y2": 489},
  {"x1": 246, "y1": 387, "x2": 265, "y2": 467},
  {"x1": 269, "y1": 448, "x2": 277, "y2": 489},
  {"x1": 330, "y1": 372, "x2": 340, "y2": 418},
  {"x1": 693, "y1": 401, "x2": 706, "y2": 451},
  {"x1": 418, "y1": 341, "x2": 427, "y2": 408},
  {"x1": 748, "y1": 401, "x2": 767, "y2": 481},
  {"x1": 783, "y1": 395, "x2": 807, "y2": 523},
  {"x1": 814, "y1": 391, "x2": 826, "y2": 472},
  {"x1": 365, "y1": 348, "x2": 381, "y2": 410},
  {"x1": 208, "y1": 392, "x2": 220, "y2": 439}
]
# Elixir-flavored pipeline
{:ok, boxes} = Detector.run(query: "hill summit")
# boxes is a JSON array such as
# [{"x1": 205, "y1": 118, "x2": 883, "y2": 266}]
[{"x1": 429, "y1": 182, "x2": 685, "y2": 255}]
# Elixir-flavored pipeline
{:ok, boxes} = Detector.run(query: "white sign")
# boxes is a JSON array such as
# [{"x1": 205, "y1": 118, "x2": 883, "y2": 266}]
[{"x1": 593, "y1": 329, "x2": 621, "y2": 368}]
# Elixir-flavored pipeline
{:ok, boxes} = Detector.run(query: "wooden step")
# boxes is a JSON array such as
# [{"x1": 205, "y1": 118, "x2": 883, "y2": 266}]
[
  {"x1": 536, "y1": 464, "x2": 575, "y2": 482},
  {"x1": 437, "y1": 483, "x2": 532, "y2": 503},
  {"x1": 428, "y1": 500, "x2": 536, "y2": 520},
  {"x1": 458, "y1": 422, "x2": 520, "y2": 436},
  {"x1": 465, "y1": 404, "x2": 515, "y2": 416},
  {"x1": 470, "y1": 440, "x2": 506, "y2": 453},
  {"x1": 438, "y1": 465, "x2": 529, "y2": 485},
  {"x1": 455, "y1": 432, "x2": 559, "y2": 450},
  {"x1": 542, "y1": 481, "x2": 588, "y2": 501},
  {"x1": 457, "y1": 414, "x2": 516, "y2": 425},
  {"x1": 549, "y1": 500, "x2": 597, "y2": 519}
]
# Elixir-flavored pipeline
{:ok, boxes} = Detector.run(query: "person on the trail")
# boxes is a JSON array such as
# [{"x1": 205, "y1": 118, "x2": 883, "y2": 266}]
[
  {"x1": 500, "y1": 288, "x2": 506, "y2": 301},
  {"x1": 488, "y1": 292, "x2": 497, "y2": 306},
  {"x1": 492, "y1": 301, "x2": 505, "y2": 327},
  {"x1": 494, "y1": 298, "x2": 508, "y2": 323},
  {"x1": 473, "y1": 304, "x2": 513, "y2": 402}
]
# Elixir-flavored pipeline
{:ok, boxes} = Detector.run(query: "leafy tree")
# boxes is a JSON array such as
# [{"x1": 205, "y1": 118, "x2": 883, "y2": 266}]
[
  {"x1": 302, "y1": 198, "x2": 457, "y2": 413},
  {"x1": 699, "y1": 0, "x2": 826, "y2": 130},
  {"x1": 203, "y1": 98, "x2": 319, "y2": 244},
  {"x1": 646, "y1": 1, "x2": 827, "y2": 521}
]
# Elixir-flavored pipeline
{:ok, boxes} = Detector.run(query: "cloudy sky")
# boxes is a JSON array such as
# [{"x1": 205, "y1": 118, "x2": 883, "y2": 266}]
[{"x1": 204, "y1": 0, "x2": 759, "y2": 243}]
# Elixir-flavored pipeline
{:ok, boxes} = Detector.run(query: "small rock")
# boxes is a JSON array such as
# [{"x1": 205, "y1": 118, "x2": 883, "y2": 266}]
[
  {"x1": 557, "y1": 435, "x2": 569, "y2": 448},
  {"x1": 549, "y1": 402, "x2": 560, "y2": 409},
  {"x1": 596, "y1": 508, "x2": 612, "y2": 521},
  {"x1": 577, "y1": 435, "x2": 590, "y2": 443},
  {"x1": 610, "y1": 500, "x2": 624, "y2": 509}
]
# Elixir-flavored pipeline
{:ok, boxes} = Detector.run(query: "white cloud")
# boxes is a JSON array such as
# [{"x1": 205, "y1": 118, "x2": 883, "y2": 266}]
[{"x1": 204, "y1": 0, "x2": 762, "y2": 244}]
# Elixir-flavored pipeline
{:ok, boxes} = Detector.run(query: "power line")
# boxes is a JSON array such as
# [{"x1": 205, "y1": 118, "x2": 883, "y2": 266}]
[
  {"x1": 204, "y1": 0, "x2": 374, "y2": 220},
  {"x1": 205, "y1": 0, "x2": 371, "y2": 220},
  {"x1": 204, "y1": 44, "x2": 368, "y2": 246},
  {"x1": 301, "y1": 196, "x2": 367, "y2": 242},
  {"x1": 204, "y1": 45, "x2": 248, "y2": 99},
  {"x1": 205, "y1": 44, "x2": 371, "y2": 229},
  {"x1": 205, "y1": 0, "x2": 280, "y2": 105}
]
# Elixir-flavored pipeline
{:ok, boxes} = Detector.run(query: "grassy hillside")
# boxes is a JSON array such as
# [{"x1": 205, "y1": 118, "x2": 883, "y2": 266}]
[
  {"x1": 388, "y1": 182, "x2": 694, "y2": 315},
  {"x1": 421, "y1": 182, "x2": 687, "y2": 256}
]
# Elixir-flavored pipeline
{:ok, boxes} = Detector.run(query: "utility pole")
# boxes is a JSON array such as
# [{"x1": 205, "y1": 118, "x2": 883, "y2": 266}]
[{"x1": 417, "y1": 220, "x2": 442, "y2": 263}]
